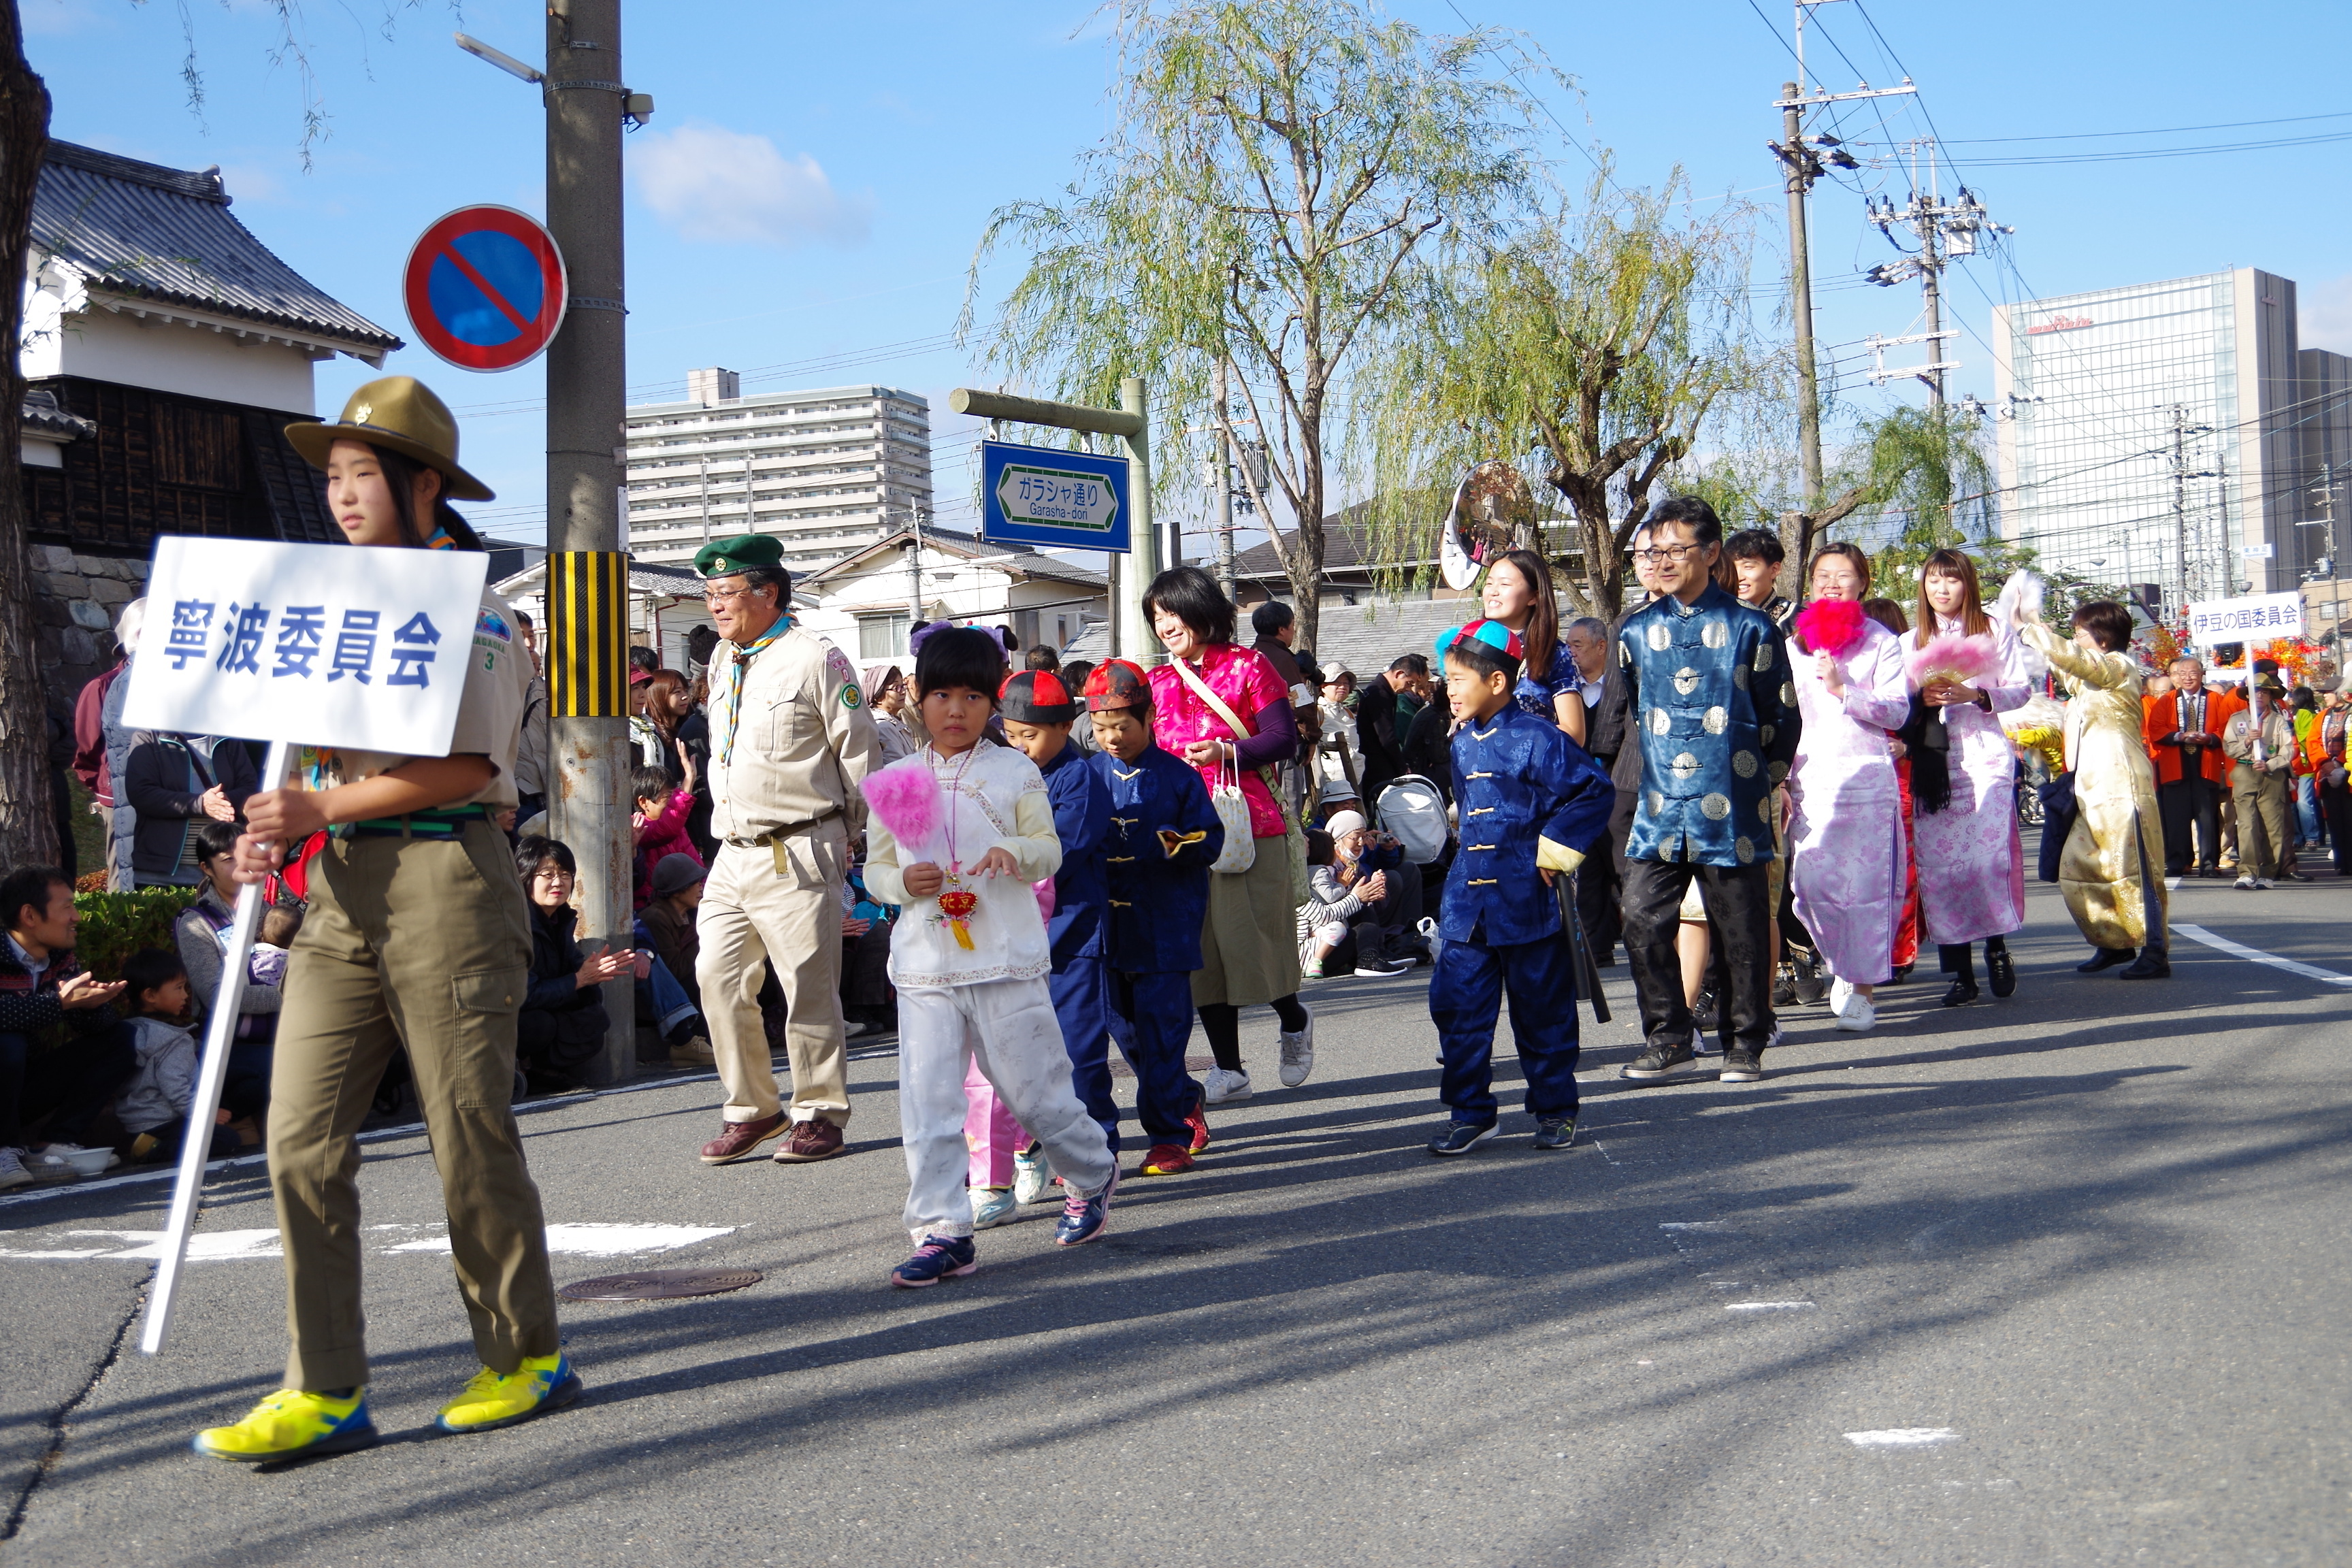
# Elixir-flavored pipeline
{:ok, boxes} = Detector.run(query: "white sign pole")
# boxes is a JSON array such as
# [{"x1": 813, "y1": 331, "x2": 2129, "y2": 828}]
[{"x1": 137, "y1": 739, "x2": 291, "y2": 1356}]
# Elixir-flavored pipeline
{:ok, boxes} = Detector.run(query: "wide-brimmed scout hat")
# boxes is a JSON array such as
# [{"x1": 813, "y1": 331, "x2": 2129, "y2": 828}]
[{"x1": 287, "y1": 376, "x2": 494, "y2": 501}]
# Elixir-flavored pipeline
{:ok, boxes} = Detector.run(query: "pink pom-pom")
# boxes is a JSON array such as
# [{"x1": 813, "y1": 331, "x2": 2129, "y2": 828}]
[
  {"x1": 1032, "y1": 878, "x2": 1057, "y2": 920},
  {"x1": 1905, "y1": 631, "x2": 1997, "y2": 688},
  {"x1": 1795, "y1": 598, "x2": 1867, "y2": 658},
  {"x1": 860, "y1": 757, "x2": 941, "y2": 851}
]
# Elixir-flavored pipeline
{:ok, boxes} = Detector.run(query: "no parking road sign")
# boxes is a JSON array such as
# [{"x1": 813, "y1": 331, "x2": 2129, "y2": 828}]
[{"x1": 404, "y1": 205, "x2": 568, "y2": 372}]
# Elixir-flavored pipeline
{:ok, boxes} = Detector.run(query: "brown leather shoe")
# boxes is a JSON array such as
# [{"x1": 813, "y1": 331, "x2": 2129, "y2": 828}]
[
  {"x1": 771, "y1": 1119, "x2": 845, "y2": 1163},
  {"x1": 700, "y1": 1112, "x2": 788, "y2": 1166}
]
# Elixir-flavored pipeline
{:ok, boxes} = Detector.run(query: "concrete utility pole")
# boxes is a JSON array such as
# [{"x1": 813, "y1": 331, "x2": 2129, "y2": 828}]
[
  {"x1": 544, "y1": 0, "x2": 633, "y2": 1084},
  {"x1": 1211, "y1": 358, "x2": 1239, "y2": 597},
  {"x1": 1777, "y1": 80, "x2": 1824, "y2": 518}
]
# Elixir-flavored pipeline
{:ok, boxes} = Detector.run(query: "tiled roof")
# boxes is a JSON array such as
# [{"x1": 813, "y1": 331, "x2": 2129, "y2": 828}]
[
  {"x1": 19, "y1": 389, "x2": 93, "y2": 441},
  {"x1": 1060, "y1": 595, "x2": 1470, "y2": 676},
  {"x1": 33, "y1": 141, "x2": 400, "y2": 354},
  {"x1": 802, "y1": 525, "x2": 1108, "y2": 589}
]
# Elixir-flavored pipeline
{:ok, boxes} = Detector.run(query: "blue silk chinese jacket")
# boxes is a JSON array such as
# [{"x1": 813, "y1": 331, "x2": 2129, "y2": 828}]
[
  {"x1": 1039, "y1": 740, "x2": 1109, "y2": 966},
  {"x1": 1091, "y1": 742, "x2": 1225, "y2": 975},
  {"x1": 1616, "y1": 582, "x2": 1800, "y2": 868},
  {"x1": 1439, "y1": 705, "x2": 1616, "y2": 946}
]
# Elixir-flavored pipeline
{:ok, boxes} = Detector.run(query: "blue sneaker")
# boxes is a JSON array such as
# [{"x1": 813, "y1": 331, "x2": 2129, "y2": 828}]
[
  {"x1": 1054, "y1": 1166, "x2": 1117, "y2": 1246},
  {"x1": 890, "y1": 1234, "x2": 977, "y2": 1288},
  {"x1": 1426, "y1": 1121, "x2": 1499, "y2": 1157},
  {"x1": 1531, "y1": 1114, "x2": 1577, "y2": 1151}
]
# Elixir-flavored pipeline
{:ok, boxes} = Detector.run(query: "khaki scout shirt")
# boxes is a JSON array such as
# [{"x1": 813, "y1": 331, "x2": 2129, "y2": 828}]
[
  {"x1": 300, "y1": 587, "x2": 529, "y2": 811},
  {"x1": 706, "y1": 623, "x2": 881, "y2": 843}
]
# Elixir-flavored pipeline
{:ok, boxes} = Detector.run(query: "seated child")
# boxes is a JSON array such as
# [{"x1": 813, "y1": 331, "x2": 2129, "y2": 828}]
[
  {"x1": 1299, "y1": 810, "x2": 1422, "y2": 977},
  {"x1": 630, "y1": 765, "x2": 702, "y2": 911},
  {"x1": 634, "y1": 853, "x2": 714, "y2": 1067},
  {"x1": 1424, "y1": 620, "x2": 1614, "y2": 1157},
  {"x1": 116, "y1": 947, "x2": 262, "y2": 1163},
  {"x1": 247, "y1": 904, "x2": 301, "y2": 990},
  {"x1": 862, "y1": 627, "x2": 1120, "y2": 1286},
  {"x1": 1087, "y1": 658, "x2": 1224, "y2": 1179}
]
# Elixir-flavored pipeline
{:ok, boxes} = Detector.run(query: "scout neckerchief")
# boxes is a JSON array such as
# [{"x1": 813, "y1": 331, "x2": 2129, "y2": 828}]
[
  {"x1": 425, "y1": 524, "x2": 456, "y2": 550},
  {"x1": 717, "y1": 618, "x2": 791, "y2": 767}
]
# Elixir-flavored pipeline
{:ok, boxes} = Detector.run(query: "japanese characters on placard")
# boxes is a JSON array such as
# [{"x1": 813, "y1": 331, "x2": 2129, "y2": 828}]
[{"x1": 2186, "y1": 590, "x2": 2304, "y2": 647}]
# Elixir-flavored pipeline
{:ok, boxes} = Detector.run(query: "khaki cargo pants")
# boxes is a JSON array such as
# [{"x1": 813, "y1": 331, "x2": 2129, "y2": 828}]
[
  {"x1": 696, "y1": 826, "x2": 851, "y2": 1127},
  {"x1": 267, "y1": 822, "x2": 557, "y2": 1392}
]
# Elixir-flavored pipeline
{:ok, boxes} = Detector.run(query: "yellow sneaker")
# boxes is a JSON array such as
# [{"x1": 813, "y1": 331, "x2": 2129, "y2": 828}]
[
  {"x1": 434, "y1": 1352, "x2": 583, "y2": 1433},
  {"x1": 191, "y1": 1387, "x2": 378, "y2": 1462}
]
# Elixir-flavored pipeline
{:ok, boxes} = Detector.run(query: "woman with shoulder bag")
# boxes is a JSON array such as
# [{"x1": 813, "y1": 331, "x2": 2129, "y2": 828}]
[{"x1": 1144, "y1": 567, "x2": 1315, "y2": 1101}]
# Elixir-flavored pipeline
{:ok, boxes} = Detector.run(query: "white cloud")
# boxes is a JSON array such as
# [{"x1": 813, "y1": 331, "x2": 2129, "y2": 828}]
[
  {"x1": 2302, "y1": 276, "x2": 2352, "y2": 357},
  {"x1": 631, "y1": 121, "x2": 871, "y2": 249}
]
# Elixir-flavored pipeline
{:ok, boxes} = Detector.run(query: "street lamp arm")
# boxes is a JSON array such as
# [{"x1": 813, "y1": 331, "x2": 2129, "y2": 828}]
[{"x1": 455, "y1": 32, "x2": 544, "y2": 85}]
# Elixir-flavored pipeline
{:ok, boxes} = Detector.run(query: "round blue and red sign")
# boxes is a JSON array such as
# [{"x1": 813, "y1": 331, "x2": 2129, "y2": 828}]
[{"x1": 402, "y1": 205, "x2": 568, "y2": 372}]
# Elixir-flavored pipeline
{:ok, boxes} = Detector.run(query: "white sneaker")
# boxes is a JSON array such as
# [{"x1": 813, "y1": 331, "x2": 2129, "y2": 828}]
[
  {"x1": 1833, "y1": 996, "x2": 1876, "y2": 1032},
  {"x1": 1690, "y1": 1027, "x2": 1722, "y2": 1057},
  {"x1": 1827, "y1": 977, "x2": 1855, "y2": 1017},
  {"x1": 1278, "y1": 1008, "x2": 1316, "y2": 1087},
  {"x1": 0, "y1": 1147, "x2": 30, "y2": 1191},
  {"x1": 2255, "y1": 877, "x2": 2274, "y2": 890},
  {"x1": 2234, "y1": 875, "x2": 2258, "y2": 889},
  {"x1": 970, "y1": 1187, "x2": 1019, "y2": 1229},
  {"x1": 1203, "y1": 1067, "x2": 1254, "y2": 1104},
  {"x1": 32, "y1": 1142, "x2": 119, "y2": 1173},
  {"x1": 1766, "y1": 1025, "x2": 1788, "y2": 1051},
  {"x1": 1013, "y1": 1143, "x2": 1054, "y2": 1205}
]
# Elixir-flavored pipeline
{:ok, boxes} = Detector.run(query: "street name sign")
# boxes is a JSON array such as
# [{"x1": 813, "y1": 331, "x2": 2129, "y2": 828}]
[
  {"x1": 981, "y1": 438, "x2": 1130, "y2": 553},
  {"x1": 404, "y1": 204, "x2": 568, "y2": 372},
  {"x1": 122, "y1": 538, "x2": 491, "y2": 755}
]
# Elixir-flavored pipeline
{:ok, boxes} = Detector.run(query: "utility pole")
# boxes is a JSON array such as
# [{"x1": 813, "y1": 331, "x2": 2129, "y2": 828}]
[
  {"x1": 1864, "y1": 144, "x2": 2002, "y2": 404},
  {"x1": 2172, "y1": 405, "x2": 2189, "y2": 618},
  {"x1": 543, "y1": 0, "x2": 633, "y2": 1085},
  {"x1": 1211, "y1": 358, "x2": 1238, "y2": 597},
  {"x1": 906, "y1": 504, "x2": 924, "y2": 630}
]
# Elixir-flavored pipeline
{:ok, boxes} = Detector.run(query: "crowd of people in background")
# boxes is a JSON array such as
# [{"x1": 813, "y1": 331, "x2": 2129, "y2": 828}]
[{"x1": 3, "y1": 501, "x2": 2347, "y2": 1244}]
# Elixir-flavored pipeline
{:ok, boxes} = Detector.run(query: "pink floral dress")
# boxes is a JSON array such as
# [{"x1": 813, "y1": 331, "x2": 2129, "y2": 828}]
[{"x1": 1147, "y1": 643, "x2": 1290, "y2": 839}]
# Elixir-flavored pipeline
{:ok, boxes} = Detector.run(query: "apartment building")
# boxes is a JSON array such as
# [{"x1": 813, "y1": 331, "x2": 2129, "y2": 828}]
[{"x1": 623, "y1": 368, "x2": 934, "y2": 574}]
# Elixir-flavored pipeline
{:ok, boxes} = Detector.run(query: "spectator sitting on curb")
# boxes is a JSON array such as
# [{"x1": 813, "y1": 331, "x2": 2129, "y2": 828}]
[
  {"x1": 634, "y1": 854, "x2": 715, "y2": 1068},
  {"x1": 116, "y1": 947, "x2": 260, "y2": 1164},
  {"x1": 1298, "y1": 810, "x2": 1424, "y2": 978},
  {"x1": 515, "y1": 837, "x2": 633, "y2": 1096},
  {"x1": 0, "y1": 866, "x2": 133, "y2": 1188}
]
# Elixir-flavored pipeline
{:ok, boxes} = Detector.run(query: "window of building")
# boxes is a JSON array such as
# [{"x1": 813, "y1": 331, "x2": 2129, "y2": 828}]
[{"x1": 858, "y1": 612, "x2": 911, "y2": 660}]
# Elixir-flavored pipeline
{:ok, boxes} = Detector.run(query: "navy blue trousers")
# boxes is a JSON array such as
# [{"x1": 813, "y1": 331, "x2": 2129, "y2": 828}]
[
  {"x1": 1428, "y1": 929, "x2": 1582, "y2": 1126},
  {"x1": 1051, "y1": 955, "x2": 1120, "y2": 1152},
  {"x1": 1107, "y1": 968, "x2": 1205, "y2": 1147}
]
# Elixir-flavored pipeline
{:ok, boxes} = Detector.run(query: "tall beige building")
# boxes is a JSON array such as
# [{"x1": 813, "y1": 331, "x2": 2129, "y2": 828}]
[{"x1": 623, "y1": 369, "x2": 933, "y2": 574}]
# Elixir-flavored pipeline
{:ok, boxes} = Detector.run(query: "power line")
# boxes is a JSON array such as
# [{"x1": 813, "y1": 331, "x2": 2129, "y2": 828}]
[{"x1": 1942, "y1": 108, "x2": 2352, "y2": 144}]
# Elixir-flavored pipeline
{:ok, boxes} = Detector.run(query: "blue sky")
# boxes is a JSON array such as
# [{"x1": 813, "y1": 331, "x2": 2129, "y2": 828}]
[{"x1": 26, "y1": 0, "x2": 2352, "y2": 551}]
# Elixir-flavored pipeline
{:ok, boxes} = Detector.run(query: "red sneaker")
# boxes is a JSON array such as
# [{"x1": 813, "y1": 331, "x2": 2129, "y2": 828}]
[
  {"x1": 1184, "y1": 1096, "x2": 1211, "y2": 1154},
  {"x1": 1139, "y1": 1143, "x2": 1194, "y2": 1176}
]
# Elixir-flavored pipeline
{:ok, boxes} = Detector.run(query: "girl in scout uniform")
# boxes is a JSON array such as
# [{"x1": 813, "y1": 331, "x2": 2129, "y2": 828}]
[{"x1": 194, "y1": 378, "x2": 581, "y2": 1462}]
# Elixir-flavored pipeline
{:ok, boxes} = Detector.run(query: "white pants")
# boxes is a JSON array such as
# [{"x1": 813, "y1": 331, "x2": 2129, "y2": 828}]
[{"x1": 898, "y1": 975, "x2": 1114, "y2": 1243}]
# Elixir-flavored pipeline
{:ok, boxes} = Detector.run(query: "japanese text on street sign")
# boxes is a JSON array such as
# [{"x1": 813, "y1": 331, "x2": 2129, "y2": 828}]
[
  {"x1": 2186, "y1": 589, "x2": 2304, "y2": 647},
  {"x1": 980, "y1": 439, "x2": 1131, "y2": 553},
  {"x1": 122, "y1": 538, "x2": 490, "y2": 755}
]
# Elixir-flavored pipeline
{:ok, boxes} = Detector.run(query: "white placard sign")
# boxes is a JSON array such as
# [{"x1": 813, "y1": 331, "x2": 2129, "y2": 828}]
[
  {"x1": 2185, "y1": 590, "x2": 2304, "y2": 648},
  {"x1": 120, "y1": 538, "x2": 490, "y2": 754}
]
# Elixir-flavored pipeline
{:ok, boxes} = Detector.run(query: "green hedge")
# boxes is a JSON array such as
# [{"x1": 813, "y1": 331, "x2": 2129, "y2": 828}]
[{"x1": 73, "y1": 887, "x2": 201, "y2": 983}]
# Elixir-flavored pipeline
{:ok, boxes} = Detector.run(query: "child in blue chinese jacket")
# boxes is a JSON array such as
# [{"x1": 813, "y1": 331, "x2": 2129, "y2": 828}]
[
  {"x1": 1086, "y1": 659, "x2": 1225, "y2": 1179},
  {"x1": 1426, "y1": 620, "x2": 1616, "y2": 1156}
]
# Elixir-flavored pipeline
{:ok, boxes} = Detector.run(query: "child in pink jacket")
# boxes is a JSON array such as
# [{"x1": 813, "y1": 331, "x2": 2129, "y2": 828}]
[{"x1": 632, "y1": 765, "x2": 703, "y2": 910}]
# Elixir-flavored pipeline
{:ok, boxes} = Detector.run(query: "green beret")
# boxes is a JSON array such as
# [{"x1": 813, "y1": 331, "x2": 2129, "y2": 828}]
[{"x1": 693, "y1": 533, "x2": 785, "y2": 580}]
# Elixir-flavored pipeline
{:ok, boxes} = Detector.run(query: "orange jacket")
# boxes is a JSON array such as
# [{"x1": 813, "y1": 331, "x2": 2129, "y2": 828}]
[{"x1": 2142, "y1": 685, "x2": 2239, "y2": 787}]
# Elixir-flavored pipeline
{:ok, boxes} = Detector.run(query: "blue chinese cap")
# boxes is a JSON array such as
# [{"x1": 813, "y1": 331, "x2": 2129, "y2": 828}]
[{"x1": 1435, "y1": 618, "x2": 1523, "y2": 664}]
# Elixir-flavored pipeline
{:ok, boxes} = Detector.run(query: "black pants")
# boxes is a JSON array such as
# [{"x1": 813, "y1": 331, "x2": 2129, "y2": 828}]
[
  {"x1": 1573, "y1": 855, "x2": 1622, "y2": 964},
  {"x1": 1622, "y1": 860, "x2": 1774, "y2": 1051},
  {"x1": 2159, "y1": 776, "x2": 2223, "y2": 875},
  {"x1": 2321, "y1": 775, "x2": 2352, "y2": 875},
  {"x1": 0, "y1": 1024, "x2": 137, "y2": 1149}
]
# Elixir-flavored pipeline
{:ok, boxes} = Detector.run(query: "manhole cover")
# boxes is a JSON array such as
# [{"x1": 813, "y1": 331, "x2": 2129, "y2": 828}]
[{"x1": 559, "y1": 1268, "x2": 762, "y2": 1302}]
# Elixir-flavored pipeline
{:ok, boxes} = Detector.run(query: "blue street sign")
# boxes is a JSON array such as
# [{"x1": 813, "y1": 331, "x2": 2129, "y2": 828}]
[{"x1": 981, "y1": 439, "x2": 1132, "y2": 553}]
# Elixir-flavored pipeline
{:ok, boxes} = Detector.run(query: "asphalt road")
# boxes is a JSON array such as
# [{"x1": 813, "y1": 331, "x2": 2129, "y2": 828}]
[{"x1": 3, "y1": 864, "x2": 2349, "y2": 1567}]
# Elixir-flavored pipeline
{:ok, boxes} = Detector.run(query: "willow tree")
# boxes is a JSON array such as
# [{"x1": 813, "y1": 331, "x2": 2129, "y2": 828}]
[
  {"x1": 1365, "y1": 169, "x2": 1759, "y2": 618},
  {"x1": 964, "y1": 0, "x2": 1544, "y2": 647}
]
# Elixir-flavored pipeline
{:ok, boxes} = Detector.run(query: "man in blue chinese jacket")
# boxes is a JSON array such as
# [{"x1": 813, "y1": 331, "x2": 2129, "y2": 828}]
[
  {"x1": 1424, "y1": 619, "x2": 1616, "y2": 1157},
  {"x1": 1614, "y1": 495, "x2": 1799, "y2": 1085},
  {"x1": 1085, "y1": 660, "x2": 1225, "y2": 1179}
]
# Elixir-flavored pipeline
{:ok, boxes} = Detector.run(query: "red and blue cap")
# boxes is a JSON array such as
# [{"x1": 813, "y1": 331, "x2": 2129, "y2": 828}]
[
  {"x1": 998, "y1": 669, "x2": 1079, "y2": 724},
  {"x1": 1083, "y1": 658, "x2": 1152, "y2": 713},
  {"x1": 1435, "y1": 618, "x2": 1524, "y2": 664}
]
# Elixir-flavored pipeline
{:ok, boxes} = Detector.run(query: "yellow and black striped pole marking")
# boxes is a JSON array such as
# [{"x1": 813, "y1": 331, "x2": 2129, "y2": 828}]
[{"x1": 546, "y1": 551, "x2": 630, "y2": 717}]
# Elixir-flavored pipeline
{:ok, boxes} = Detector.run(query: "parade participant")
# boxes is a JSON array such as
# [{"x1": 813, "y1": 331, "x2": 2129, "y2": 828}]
[
  {"x1": 2222, "y1": 671, "x2": 2297, "y2": 889},
  {"x1": 1481, "y1": 548, "x2": 1584, "y2": 745},
  {"x1": 1725, "y1": 527, "x2": 1818, "y2": 1007},
  {"x1": 1089, "y1": 659, "x2": 1222, "y2": 1176},
  {"x1": 1724, "y1": 529, "x2": 1798, "y2": 630},
  {"x1": 1865, "y1": 598, "x2": 1923, "y2": 985},
  {"x1": 2310, "y1": 693, "x2": 2352, "y2": 875},
  {"x1": 690, "y1": 534, "x2": 882, "y2": 1168},
  {"x1": 2020, "y1": 600, "x2": 2170, "y2": 978},
  {"x1": 1904, "y1": 551, "x2": 2027, "y2": 1006},
  {"x1": 2144, "y1": 655, "x2": 2233, "y2": 878},
  {"x1": 1424, "y1": 620, "x2": 1614, "y2": 1155},
  {"x1": 965, "y1": 668, "x2": 1113, "y2": 1217},
  {"x1": 861, "y1": 629, "x2": 1120, "y2": 1285},
  {"x1": 1784, "y1": 544, "x2": 1909, "y2": 1034},
  {"x1": 1616, "y1": 495, "x2": 1799, "y2": 1085},
  {"x1": 1563, "y1": 615, "x2": 1627, "y2": 966},
  {"x1": 194, "y1": 378, "x2": 571, "y2": 1461},
  {"x1": 1143, "y1": 566, "x2": 1314, "y2": 1102}
]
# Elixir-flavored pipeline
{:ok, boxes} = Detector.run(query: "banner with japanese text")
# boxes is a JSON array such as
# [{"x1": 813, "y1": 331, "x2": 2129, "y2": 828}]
[
  {"x1": 2185, "y1": 590, "x2": 2304, "y2": 648},
  {"x1": 120, "y1": 538, "x2": 489, "y2": 755}
]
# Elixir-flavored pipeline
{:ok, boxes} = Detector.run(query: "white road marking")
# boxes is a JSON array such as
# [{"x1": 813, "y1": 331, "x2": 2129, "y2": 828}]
[
  {"x1": 0, "y1": 1222, "x2": 735, "y2": 1263},
  {"x1": 1845, "y1": 1428, "x2": 1958, "y2": 1448},
  {"x1": 1726, "y1": 1301, "x2": 1816, "y2": 1311},
  {"x1": 1660, "y1": 1221, "x2": 1733, "y2": 1232},
  {"x1": 2174, "y1": 924, "x2": 2352, "y2": 987},
  {"x1": 2166, "y1": 876, "x2": 2182, "y2": 890}
]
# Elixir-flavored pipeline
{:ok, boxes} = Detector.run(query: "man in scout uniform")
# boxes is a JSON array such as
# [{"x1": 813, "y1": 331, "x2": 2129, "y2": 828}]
[{"x1": 691, "y1": 534, "x2": 883, "y2": 1166}]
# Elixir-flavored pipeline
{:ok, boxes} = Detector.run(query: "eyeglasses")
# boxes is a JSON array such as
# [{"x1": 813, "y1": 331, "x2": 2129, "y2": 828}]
[
  {"x1": 701, "y1": 586, "x2": 754, "y2": 606},
  {"x1": 1630, "y1": 543, "x2": 1705, "y2": 564}
]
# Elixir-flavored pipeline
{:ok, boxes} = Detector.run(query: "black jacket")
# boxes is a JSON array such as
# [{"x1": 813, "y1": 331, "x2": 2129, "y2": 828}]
[{"x1": 122, "y1": 736, "x2": 258, "y2": 881}]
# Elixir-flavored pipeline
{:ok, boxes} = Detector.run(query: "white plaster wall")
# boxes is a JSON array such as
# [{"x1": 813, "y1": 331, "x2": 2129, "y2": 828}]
[{"x1": 24, "y1": 303, "x2": 317, "y2": 413}]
